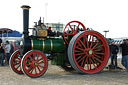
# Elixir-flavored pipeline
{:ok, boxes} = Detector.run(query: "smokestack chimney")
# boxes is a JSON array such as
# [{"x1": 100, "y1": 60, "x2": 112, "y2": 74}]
[{"x1": 21, "y1": 5, "x2": 31, "y2": 38}]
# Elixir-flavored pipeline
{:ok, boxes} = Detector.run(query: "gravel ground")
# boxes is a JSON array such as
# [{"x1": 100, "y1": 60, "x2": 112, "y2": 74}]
[{"x1": 0, "y1": 59, "x2": 128, "y2": 85}]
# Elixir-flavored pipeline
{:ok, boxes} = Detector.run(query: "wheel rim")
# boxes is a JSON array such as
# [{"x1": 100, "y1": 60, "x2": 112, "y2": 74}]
[
  {"x1": 9, "y1": 50, "x2": 23, "y2": 74},
  {"x1": 63, "y1": 21, "x2": 86, "y2": 44},
  {"x1": 68, "y1": 31, "x2": 109, "y2": 74},
  {"x1": 21, "y1": 50, "x2": 48, "y2": 78}
]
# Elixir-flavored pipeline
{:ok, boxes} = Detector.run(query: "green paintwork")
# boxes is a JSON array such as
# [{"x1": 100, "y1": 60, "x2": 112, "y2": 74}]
[
  {"x1": 51, "y1": 53, "x2": 67, "y2": 65},
  {"x1": 32, "y1": 38, "x2": 66, "y2": 53}
]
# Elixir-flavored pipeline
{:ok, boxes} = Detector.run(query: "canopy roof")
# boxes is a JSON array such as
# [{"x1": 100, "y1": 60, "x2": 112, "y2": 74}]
[{"x1": 0, "y1": 28, "x2": 13, "y2": 34}]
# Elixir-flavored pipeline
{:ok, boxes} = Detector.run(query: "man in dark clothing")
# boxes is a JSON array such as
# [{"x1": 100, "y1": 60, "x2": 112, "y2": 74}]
[
  {"x1": 120, "y1": 39, "x2": 128, "y2": 71},
  {"x1": 0, "y1": 39, "x2": 6, "y2": 66},
  {"x1": 110, "y1": 42, "x2": 119, "y2": 69}
]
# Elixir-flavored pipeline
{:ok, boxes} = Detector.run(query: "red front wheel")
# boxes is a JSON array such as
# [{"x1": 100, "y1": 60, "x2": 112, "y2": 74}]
[
  {"x1": 9, "y1": 50, "x2": 23, "y2": 74},
  {"x1": 21, "y1": 50, "x2": 48, "y2": 78}
]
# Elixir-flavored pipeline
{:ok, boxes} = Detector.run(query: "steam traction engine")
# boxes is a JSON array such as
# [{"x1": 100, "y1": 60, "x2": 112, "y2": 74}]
[{"x1": 9, "y1": 5, "x2": 109, "y2": 78}]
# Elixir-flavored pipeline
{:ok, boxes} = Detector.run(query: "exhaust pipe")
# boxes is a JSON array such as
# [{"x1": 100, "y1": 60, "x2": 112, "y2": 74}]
[{"x1": 21, "y1": 5, "x2": 31, "y2": 38}]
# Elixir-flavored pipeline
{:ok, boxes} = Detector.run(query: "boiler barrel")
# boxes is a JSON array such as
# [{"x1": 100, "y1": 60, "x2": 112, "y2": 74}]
[{"x1": 31, "y1": 38, "x2": 66, "y2": 53}]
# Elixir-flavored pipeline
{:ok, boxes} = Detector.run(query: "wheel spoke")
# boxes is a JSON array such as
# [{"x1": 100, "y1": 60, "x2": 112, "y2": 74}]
[
  {"x1": 26, "y1": 59, "x2": 32, "y2": 63},
  {"x1": 16, "y1": 57, "x2": 21, "y2": 61},
  {"x1": 33, "y1": 54, "x2": 35, "y2": 61},
  {"x1": 90, "y1": 36, "x2": 94, "y2": 48},
  {"x1": 76, "y1": 23, "x2": 80, "y2": 31},
  {"x1": 94, "y1": 54, "x2": 102, "y2": 58},
  {"x1": 38, "y1": 65, "x2": 44, "y2": 68},
  {"x1": 76, "y1": 55, "x2": 83, "y2": 61},
  {"x1": 29, "y1": 56, "x2": 34, "y2": 61},
  {"x1": 92, "y1": 42, "x2": 99, "y2": 50},
  {"x1": 14, "y1": 62, "x2": 20, "y2": 65},
  {"x1": 27, "y1": 65, "x2": 33, "y2": 72},
  {"x1": 35, "y1": 67, "x2": 37, "y2": 74},
  {"x1": 14, "y1": 59, "x2": 20, "y2": 62},
  {"x1": 30, "y1": 67, "x2": 34, "y2": 74},
  {"x1": 38, "y1": 57, "x2": 44, "y2": 62},
  {"x1": 83, "y1": 57, "x2": 88, "y2": 68},
  {"x1": 90, "y1": 57, "x2": 96, "y2": 68},
  {"x1": 77, "y1": 41, "x2": 83, "y2": 48},
  {"x1": 77, "y1": 55, "x2": 86, "y2": 63},
  {"x1": 75, "y1": 50, "x2": 83, "y2": 53},
  {"x1": 69, "y1": 24, "x2": 74, "y2": 32},
  {"x1": 95, "y1": 52, "x2": 105, "y2": 55},
  {"x1": 94, "y1": 48, "x2": 102, "y2": 52},
  {"x1": 91, "y1": 39, "x2": 99, "y2": 48},
  {"x1": 89, "y1": 57, "x2": 92, "y2": 69},
  {"x1": 88, "y1": 35, "x2": 92, "y2": 47},
  {"x1": 36, "y1": 54, "x2": 39, "y2": 61},
  {"x1": 37, "y1": 66, "x2": 41, "y2": 72},
  {"x1": 75, "y1": 52, "x2": 85, "y2": 56},
  {"x1": 26, "y1": 63, "x2": 32, "y2": 66},
  {"x1": 81, "y1": 58, "x2": 85, "y2": 67},
  {"x1": 93, "y1": 56, "x2": 102, "y2": 63},
  {"x1": 38, "y1": 61, "x2": 44, "y2": 64},
  {"x1": 91, "y1": 56, "x2": 99, "y2": 67},
  {"x1": 79, "y1": 39, "x2": 86, "y2": 48},
  {"x1": 16, "y1": 64, "x2": 20, "y2": 69},
  {"x1": 87, "y1": 58, "x2": 89, "y2": 70},
  {"x1": 85, "y1": 36, "x2": 89, "y2": 48},
  {"x1": 94, "y1": 44, "x2": 103, "y2": 50},
  {"x1": 75, "y1": 46, "x2": 84, "y2": 51}
]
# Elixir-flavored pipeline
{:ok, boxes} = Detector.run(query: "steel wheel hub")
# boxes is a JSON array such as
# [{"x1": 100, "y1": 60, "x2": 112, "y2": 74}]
[
  {"x1": 84, "y1": 49, "x2": 93, "y2": 56},
  {"x1": 88, "y1": 50, "x2": 93, "y2": 55},
  {"x1": 34, "y1": 62, "x2": 38, "y2": 66}
]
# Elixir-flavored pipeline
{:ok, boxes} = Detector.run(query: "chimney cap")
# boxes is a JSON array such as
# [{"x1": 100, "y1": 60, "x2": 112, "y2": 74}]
[{"x1": 21, "y1": 5, "x2": 31, "y2": 9}]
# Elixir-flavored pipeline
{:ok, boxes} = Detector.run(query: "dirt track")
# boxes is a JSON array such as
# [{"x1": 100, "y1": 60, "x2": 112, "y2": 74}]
[{"x1": 0, "y1": 59, "x2": 128, "y2": 85}]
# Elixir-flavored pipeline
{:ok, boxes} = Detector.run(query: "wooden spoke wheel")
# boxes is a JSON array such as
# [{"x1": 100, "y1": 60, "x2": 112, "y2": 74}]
[
  {"x1": 60, "y1": 65, "x2": 74, "y2": 71},
  {"x1": 21, "y1": 50, "x2": 48, "y2": 78},
  {"x1": 9, "y1": 50, "x2": 23, "y2": 74},
  {"x1": 63, "y1": 21, "x2": 86, "y2": 44},
  {"x1": 68, "y1": 31, "x2": 109, "y2": 74}
]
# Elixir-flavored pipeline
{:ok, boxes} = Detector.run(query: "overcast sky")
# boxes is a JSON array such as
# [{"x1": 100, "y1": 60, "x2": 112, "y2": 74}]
[{"x1": 0, "y1": 0, "x2": 128, "y2": 38}]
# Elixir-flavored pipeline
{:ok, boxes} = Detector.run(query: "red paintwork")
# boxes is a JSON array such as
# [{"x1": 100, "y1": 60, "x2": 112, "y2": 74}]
[
  {"x1": 10, "y1": 50, "x2": 23, "y2": 74},
  {"x1": 21, "y1": 50, "x2": 48, "y2": 78},
  {"x1": 73, "y1": 31, "x2": 109, "y2": 74}
]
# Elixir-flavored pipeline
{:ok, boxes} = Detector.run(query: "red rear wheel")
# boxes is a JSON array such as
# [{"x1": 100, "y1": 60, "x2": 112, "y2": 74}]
[
  {"x1": 63, "y1": 21, "x2": 86, "y2": 44},
  {"x1": 21, "y1": 50, "x2": 48, "y2": 78},
  {"x1": 9, "y1": 50, "x2": 23, "y2": 74},
  {"x1": 68, "y1": 31, "x2": 109, "y2": 74}
]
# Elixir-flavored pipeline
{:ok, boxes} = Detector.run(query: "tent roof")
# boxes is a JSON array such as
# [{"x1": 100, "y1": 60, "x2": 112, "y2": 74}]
[{"x1": 0, "y1": 28, "x2": 13, "y2": 34}]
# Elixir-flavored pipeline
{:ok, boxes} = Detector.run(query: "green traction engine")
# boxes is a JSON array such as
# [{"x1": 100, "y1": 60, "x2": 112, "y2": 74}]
[{"x1": 9, "y1": 5, "x2": 109, "y2": 78}]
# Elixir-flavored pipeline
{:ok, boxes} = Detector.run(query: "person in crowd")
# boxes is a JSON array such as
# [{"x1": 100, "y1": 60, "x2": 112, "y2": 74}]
[
  {"x1": 5, "y1": 41, "x2": 11, "y2": 65},
  {"x1": 120, "y1": 39, "x2": 128, "y2": 71},
  {"x1": 10, "y1": 43, "x2": 14, "y2": 54},
  {"x1": 0, "y1": 39, "x2": 6, "y2": 66},
  {"x1": 110, "y1": 41, "x2": 120, "y2": 69},
  {"x1": 114, "y1": 39, "x2": 128, "y2": 71}
]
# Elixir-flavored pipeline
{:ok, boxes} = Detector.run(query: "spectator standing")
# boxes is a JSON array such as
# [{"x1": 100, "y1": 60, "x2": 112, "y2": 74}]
[
  {"x1": 5, "y1": 41, "x2": 11, "y2": 65},
  {"x1": 0, "y1": 39, "x2": 6, "y2": 66},
  {"x1": 119, "y1": 39, "x2": 128, "y2": 71},
  {"x1": 110, "y1": 42, "x2": 119, "y2": 69}
]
